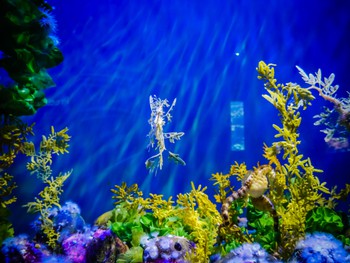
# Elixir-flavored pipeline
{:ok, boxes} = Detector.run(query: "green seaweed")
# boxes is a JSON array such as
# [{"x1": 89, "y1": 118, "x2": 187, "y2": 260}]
[
  {"x1": 246, "y1": 201, "x2": 276, "y2": 252},
  {"x1": 306, "y1": 207, "x2": 343, "y2": 233},
  {"x1": 0, "y1": 0, "x2": 63, "y2": 116},
  {"x1": 105, "y1": 182, "x2": 221, "y2": 262},
  {"x1": 305, "y1": 206, "x2": 350, "y2": 246}
]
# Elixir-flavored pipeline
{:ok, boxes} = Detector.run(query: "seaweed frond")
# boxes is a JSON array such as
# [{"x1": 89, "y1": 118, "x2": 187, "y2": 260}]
[
  {"x1": 175, "y1": 182, "x2": 222, "y2": 262},
  {"x1": 0, "y1": 119, "x2": 35, "y2": 169},
  {"x1": 0, "y1": 172, "x2": 17, "y2": 208},
  {"x1": 256, "y1": 61, "x2": 333, "y2": 259},
  {"x1": 25, "y1": 126, "x2": 70, "y2": 181},
  {"x1": 24, "y1": 171, "x2": 72, "y2": 249},
  {"x1": 111, "y1": 182, "x2": 144, "y2": 208}
]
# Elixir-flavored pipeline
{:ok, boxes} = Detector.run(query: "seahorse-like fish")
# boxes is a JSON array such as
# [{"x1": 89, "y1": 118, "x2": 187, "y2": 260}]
[{"x1": 221, "y1": 165, "x2": 279, "y2": 235}]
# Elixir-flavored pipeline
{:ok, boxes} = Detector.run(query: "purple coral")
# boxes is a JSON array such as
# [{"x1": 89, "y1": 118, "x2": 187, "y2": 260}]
[
  {"x1": 0, "y1": 234, "x2": 50, "y2": 262},
  {"x1": 289, "y1": 232, "x2": 350, "y2": 263},
  {"x1": 61, "y1": 228, "x2": 128, "y2": 263},
  {"x1": 215, "y1": 243, "x2": 280, "y2": 263},
  {"x1": 62, "y1": 232, "x2": 90, "y2": 263},
  {"x1": 142, "y1": 235, "x2": 194, "y2": 263},
  {"x1": 85, "y1": 228, "x2": 128, "y2": 263}
]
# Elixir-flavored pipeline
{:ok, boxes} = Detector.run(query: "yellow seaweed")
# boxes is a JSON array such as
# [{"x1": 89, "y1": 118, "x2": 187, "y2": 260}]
[
  {"x1": 24, "y1": 126, "x2": 70, "y2": 181},
  {"x1": 24, "y1": 171, "x2": 72, "y2": 249},
  {"x1": 0, "y1": 173, "x2": 17, "y2": 208}
]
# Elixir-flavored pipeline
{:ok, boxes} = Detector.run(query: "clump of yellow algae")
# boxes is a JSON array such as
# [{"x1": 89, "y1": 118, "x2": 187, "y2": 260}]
[
  {"x1": 256, "y1": 61, "x2": 331, "y2": 258},
  {"x1": 23, "y1": 126, "x2": 72, "y2": 249}
]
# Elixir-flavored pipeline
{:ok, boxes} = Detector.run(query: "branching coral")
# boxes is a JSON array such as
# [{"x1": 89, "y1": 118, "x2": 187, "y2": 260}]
[
  {"x1": 296, "y1": 66, "x2": 350, "y2": 150},
  {"x1": 145, "y1": 95, "x2": 185, "y2": 174}
]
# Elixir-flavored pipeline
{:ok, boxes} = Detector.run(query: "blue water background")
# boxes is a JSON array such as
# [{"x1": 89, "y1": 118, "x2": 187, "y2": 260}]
[{"x1": 10, "y1": 0, "x2": 350, "y2": 232}]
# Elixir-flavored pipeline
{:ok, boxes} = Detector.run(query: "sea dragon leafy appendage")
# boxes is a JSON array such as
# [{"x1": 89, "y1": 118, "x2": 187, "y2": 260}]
[{"x1": 145, "y1": 95, "x2": 185, "y2": 174}]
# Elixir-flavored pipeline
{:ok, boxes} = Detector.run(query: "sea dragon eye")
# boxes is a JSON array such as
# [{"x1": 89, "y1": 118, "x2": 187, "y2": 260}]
[{"x1": 174, "y1": 242, "x2": 182, "y2": 251}]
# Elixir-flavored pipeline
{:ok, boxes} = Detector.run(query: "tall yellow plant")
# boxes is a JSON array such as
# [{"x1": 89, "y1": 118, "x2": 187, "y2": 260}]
[{"x1": 257, "y1": 61, "x2": 330, "y2": 258}]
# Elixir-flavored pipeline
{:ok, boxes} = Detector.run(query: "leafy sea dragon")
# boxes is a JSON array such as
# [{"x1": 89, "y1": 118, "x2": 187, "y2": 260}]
[
  {"x1": 145, "y1": 95, "x2": 185, "y2": 174},
  {"x1": 220, "y1": 165, "x2": 279, "y2": 237}
]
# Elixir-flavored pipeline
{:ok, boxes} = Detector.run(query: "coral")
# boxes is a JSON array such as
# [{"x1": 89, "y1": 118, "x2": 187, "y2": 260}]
[
  {"x1": 38, "y1": 7, "x2": 58, "y2": 34},
  {"x1": 296, "y1": 66, "x2": 350, "y2": 150},
  {"x1": 145, "y1": 95, "x2": 185, "y2": 174},
  {"x1": 142, "y1": 235, "x2": 194, "y2": 263},
  {"x1": 0, "y1": 234, "x2": 51, "y2": 263},
  {"x1": 289, "y1": 232, "x2": 350, "y2": 263},
  {"x1": 32, "y1": 201, "x2": 86, "y2": 244},
  {"x1": 215, "y1": 243, "x2": 281, "y2": 263},
  {"x1": 305, "y1": 206, "x2": 350, "y2": 247},
  {"x1": 62, "y1": 232, "x2": 90, "y2": 263},
  {"x1": 85, "y1": 228, "x2": 128, "y2": 263},
  {"x1": 62, "y1": 227, "x2": 128, "y2": 263},
  {"x1": 1, "y1": 201, "x2": 127, "y2": 263}
]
